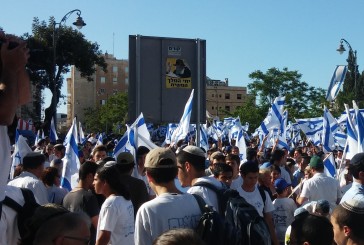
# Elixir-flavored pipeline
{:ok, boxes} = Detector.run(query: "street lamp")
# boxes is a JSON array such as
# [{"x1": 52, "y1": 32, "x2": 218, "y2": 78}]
[
  {"x1": 336, "y1": 38, "x2": 358, "y2": 100},
  {"x1": 52, "y1": 9, "x2": 86, "y2": 129}
]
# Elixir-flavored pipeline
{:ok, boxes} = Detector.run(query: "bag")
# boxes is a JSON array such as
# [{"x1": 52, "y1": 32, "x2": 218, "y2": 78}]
[
  {"x1": 192, "y1": 194, "x2": 240, "y2": 245},
  {"x1": 193, "y1": 181, "x2": 271, "y2": 245},
  {"x1": 3, "y1": 188, "x2": 40, "y2": 238}
]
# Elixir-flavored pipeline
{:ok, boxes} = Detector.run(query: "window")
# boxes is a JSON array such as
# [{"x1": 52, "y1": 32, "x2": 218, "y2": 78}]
[
  {"x1": 212, "y1": 94, "x2": 215, "y2": 98},
  {"x1": 99, "y1": 88, "x2": 105, "y2": 93},
  {"x1": 100, "y1": 99, "x2": 106, "y2": 105},
  {"x1": 100, "y1": 77, "x2": 105, "y2": 83},
  {"x1": 225, "y1": 93, "x2": 230, "y2": 99},
  {"x1": 219, "y1": 94, "x2": 222, "y2": 98},
  {"x1": 225, "y1": 106, "x2": 230, "y2": 111},
  {"x1": 113, "y1": 77, "x2": 117, "y2": 83},
  {"x1": 125, "y1": 78, "x2": 129, "y2": 85},
  {"x1": 237, "y1": 94, "x2": 242, "y2": 99},
  {"x1": 212, "y1": 106, "x2": 214, "y2": 110},
  {"x1": 112, "y1": 66, "x2": 118, "y2": 73},
  {"x1": 125, "y1": 67, "x2": 129, "y2": 73}
]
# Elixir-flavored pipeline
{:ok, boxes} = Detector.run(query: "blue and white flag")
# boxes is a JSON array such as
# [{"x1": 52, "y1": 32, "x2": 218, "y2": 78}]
[
  {"x1": 10, "y1": 130, "x2": 32, "y2": 179},
  {"x1": 200, "y1": 124, "x2": 209, "y2": 152},
  {"x1": 353, "y1": 101, "x2": 364, "y2": 153},
  {"x1": 277, "y1": 110, "x2": 289, "y2": 150},
  {"x1": 229, "y1": 117, "x2": 242, "y2": 142},
  {"x1": 61, "y1": 117, "x2": 80, "y2": 191},
  {"x1": 113, "y1": 130, "x2": 129, "y2": 158},
  {"x1": 257, "y1": 96, "x2": 285, "y2": 135},
  {"x1": 79, "y1": 122, "x2": 86, "y2": 144},
  {"x1": 344, "y1": 104, "x2": 358, "y2": 160},
  {"x1": 295, "y1": 117, "x2": 323, "y2": 138},
  {"x1": 34, "y1": 129, "x2": 42, "y2": 145},
  {"x1": 322, "y1": 107, "x2": 336, "y2": 153},
  {"x1": 324, "y1": 153, "x2": 336, "y2": 178},
  {"x1": 171, "y1": 89, "x2": 194, "y2": 144},
  {"x1": 326, "y1": 65, "x2": 348, "y2": 102},
  {"x1": 49, "y1": 116, "x2": 58, "y2": 143},
  {"x1": 96, "y1": 133, "x2": 104, "y2": 146},
  {"x1": 164, "y1": 123, "x2": 178, "y2": 145},
  {"x1": 236, "y1": 128, "x2": 247, "y2": 161},
  {"x1": 131, "y1": 112, "x2": 152, "y2": 149}
]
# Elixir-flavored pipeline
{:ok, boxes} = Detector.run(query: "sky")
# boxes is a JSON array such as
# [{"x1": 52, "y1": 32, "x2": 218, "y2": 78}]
[{"x1": 2, "y1": 0, "x2": 364, "y2": 114}]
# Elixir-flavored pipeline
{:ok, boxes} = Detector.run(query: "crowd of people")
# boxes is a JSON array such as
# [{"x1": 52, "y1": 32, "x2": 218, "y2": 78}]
[{"x1": 1, "y1": 28, "x2": 364, "y2": 245}]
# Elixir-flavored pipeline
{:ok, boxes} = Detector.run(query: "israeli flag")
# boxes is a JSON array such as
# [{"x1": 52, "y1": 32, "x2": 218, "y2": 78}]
[
  {"x1": 295, "y1": 117, "x2": 323, "y2": 138},
  {"x1": 96, "y1": 133, "x2": 104, "y2": 146},
  {"x1": 277, "y1": 110, "x2": 289, "y2": 150},
  {"x1": 353, "y1": 101, "x2": 364, "y2": 153},
  {"x1": 164, "y1": 123, "x2": 178, "y2": 144},
  {"x1": 200, "y1": 124, "x2": 209, "y2": 152},
  {"x1": 344, "y1": 104, "x2": 358, "y2": 160},
  {"x1": 113, "y1": 130, "x2": 129, "y2": 157},
  {"x1": 322, "y1": 107, "x2": 336, "y2": 153},
  {"x1": 131, "y1": 112, "x2": 152, "y2": 149},
  {"x1": 258, "y1": 96, "x2": 285, "y2": 135},
  {"x1": 236, "y1": 128, "x2": 247, "y2": 161},
  {"x1": 49, "y1": 116, "x2": 58, "y2": 143},
  {"x1": 79, "y1": 122, "x2": 86, "y2": 144},
  {"x1": 229, "y1": 117, "x2": 242, "y2": 141},
  {"x1": 61, "y1": 117, "x2": 80, "y2": 191},
  {"x1": 324, "y1": 153, "x2": 336, "y2": 178},
  {"x1": 171, "y1": 89, "x2": 194, "y2": 144},
  {"x1": 326, "y1": 65, "x2": 348, "y2": 102},
  {"x1": 10, "y1": 130, "x2": 32, "y2": 179},
  {"x1": 35, "y1": 129, "x2": 42, "y2": 145}
]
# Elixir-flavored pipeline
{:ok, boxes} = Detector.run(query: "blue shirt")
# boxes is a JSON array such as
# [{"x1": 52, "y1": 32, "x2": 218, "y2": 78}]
[{"x1": 340, "y1": 181, "x2": 364, "y2": 204}]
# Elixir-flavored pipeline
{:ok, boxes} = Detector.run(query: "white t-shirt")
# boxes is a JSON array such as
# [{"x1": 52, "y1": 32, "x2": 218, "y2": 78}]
[
  {"x1": 272, "y1": 197, "x2": 296, "y2": 244},
  {"x1": 280, "y1": 166, "x2": 292, "y2": 185},
  {"x1": 187, "y1": 176, "x2": 225, "y2": 212},
  {"x1": 135, "y1": 193, "x2": 201, "y2": 245},
  {"x1": 0, "y1": 186, "x2": 25, "y2": 245},
  {"x1": 7, "y1": 171, "x2": 49, "y2": 205},
  {"x1": 97, "y1": 195, "x2": 135, "y2": 245},
  {"x1": 230, "y1": 175, "x2": 243, "y2": 190},
  {"x1": 0, "y1": 126, "x2": 11, "y2": 202},
  {"x1": 236, "y1": 186, "x2": 275, "y2": 217},
  {"x1": 300, "y1": 173, "x2": 341, "y2": 209}
]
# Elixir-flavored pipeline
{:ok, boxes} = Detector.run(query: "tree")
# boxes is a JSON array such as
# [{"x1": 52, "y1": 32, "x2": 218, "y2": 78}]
[
  {"x1": 84, "y1": 92, "x2": 128, "y2": 133},
  {"x1": 25, "y1": 17, "x2": 107, "y2": 133},
  {"x1": 247, "y1": 67, "x2": 327, "y2": 120}
]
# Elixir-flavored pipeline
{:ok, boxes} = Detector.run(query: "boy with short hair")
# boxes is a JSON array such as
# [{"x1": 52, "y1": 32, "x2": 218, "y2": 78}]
[{"x1": 212, "y1": 163, "x2": 233, "y2": 187}]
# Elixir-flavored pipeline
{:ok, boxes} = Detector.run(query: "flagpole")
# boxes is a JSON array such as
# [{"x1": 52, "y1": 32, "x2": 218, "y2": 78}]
[{"x1": 196, "y1": 39, "x2": 201, "y2": 147}]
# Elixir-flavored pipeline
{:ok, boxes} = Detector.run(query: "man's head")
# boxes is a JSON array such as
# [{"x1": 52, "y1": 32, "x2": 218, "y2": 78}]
[
  {"x1": 309, "y1": 155, "x2": 324, "y2": 173},
  {"x1": 136, "y1": 146, "x2": 150, "y2": 176},
  {"x1": 176, "y1": 146, "x2": 206, "y2": 187},
  {"x1": 213, "y1": 163, "x2": 233, "y2": 187},
  {"x1": 143, "y1": 147, "x2": 177, "y2": 186},
  {"x1": 231, "y1": 146, "x2": 239, "y2": 156},
  {"x1": 225, "y1": 153, "x2": 240, "y2": 178},
  {"x1": 209, "y1": 151, "x2": 225, "y2": 166},
  {"x1": 91, "y1": 145, "x2": 107, "y2": 162},
  {"x1": 294, "y1": 147, "x2": 303, "y2": 162},
  {"x1": 53, "y1": 144, "x2": 65, "y2": 159},
  {"x1": 240, "y1": 161, "x2": 259, "y2": 189},
  {"x1": 349, "y1": 152, "x2": 364, "y2": 182},
  {"x1": 78, "y1": 161, "x2": 99, "y2": 189},
  {"x1": 290, "y1": 213, "x2": 333, "y2": 245},
  {"x1": 23, "y1": 152, "x2": 46, "y2": 178},
  {"x1": 270, "y1": 149, "x2": 285, "y2": 166},
  {"x1": 115, "y1": 152, "x2": 135, "y2": 175},
  {"x1": 331, "y1": 200, "x2": 364, "y2": 245},
  {"x1": 274, "y1": 178, "x2": 291, "y2": 196}
]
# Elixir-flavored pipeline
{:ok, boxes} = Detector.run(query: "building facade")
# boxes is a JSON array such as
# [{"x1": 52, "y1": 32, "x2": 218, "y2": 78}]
[
  {"x1": 67, "y1": 53, "x2": 129, "y2": 128},
  {"x1": 206, "y1": 78, "x2": 252, "y2": 119}
]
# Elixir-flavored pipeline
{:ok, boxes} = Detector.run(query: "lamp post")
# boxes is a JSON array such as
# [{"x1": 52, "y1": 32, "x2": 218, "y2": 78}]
[
  {"x1": 336, "y1": 38, "x2": 358, "y2": 100},
  {"x1": 52, "y1": 9, "x2": 86, "y2": 130}
]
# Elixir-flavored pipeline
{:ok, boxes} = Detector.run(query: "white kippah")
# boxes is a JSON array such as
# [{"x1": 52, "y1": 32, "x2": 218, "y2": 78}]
[{"x1": 341, "y1": 199, "x2": 364, "y2": 214}]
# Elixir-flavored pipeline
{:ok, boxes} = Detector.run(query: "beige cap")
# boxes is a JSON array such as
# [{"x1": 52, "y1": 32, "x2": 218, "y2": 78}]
[
  {"x1": 145, "y1": 147, "x2": 176, "y2": 168},
  {"x1": 182, "y1": 145, "x2": 206, "y2": 158}
]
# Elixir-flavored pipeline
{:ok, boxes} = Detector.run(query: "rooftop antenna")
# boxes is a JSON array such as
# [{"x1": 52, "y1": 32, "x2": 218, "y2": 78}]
[{"x1": 112, "y1": 32, "x2": 115, "y2": 56}]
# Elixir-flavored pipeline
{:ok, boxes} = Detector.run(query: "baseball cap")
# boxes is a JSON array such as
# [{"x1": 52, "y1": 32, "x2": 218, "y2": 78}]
[
  {"x1": 116, "y1": 152, "x2": 134, "y2": 165},
  {"x1": 182, "y1": 145, "x2": 206, "y2": 158},
  {"x1": 309, "y1": 155, "x2": 324, "y2": 168},
  {"x1": 145, "y1": 147, "x2": 176, "y2": 169},
  {"x1": 274, "y1": 178, "x2": 291, "y2": 192},
  {"x1": 259, "y1": 162, "x2": 272, "y2": 169}
]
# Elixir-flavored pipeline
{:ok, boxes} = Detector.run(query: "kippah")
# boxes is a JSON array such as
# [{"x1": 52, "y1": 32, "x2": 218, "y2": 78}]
[
  {"x1": 341, "y1": 199, "x2": 364, "y2": 214},
  {"x1": 104, "y1": 161, "x2": 117, "y2": 168},
  {"x1": 182, "y1": 145, "x2": 206, "y2": 158}
]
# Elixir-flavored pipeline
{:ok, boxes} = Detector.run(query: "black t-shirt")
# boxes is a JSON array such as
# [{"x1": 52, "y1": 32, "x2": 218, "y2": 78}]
[{"x1": 62, "y1": 189, "x2": 100, "y2": 245}]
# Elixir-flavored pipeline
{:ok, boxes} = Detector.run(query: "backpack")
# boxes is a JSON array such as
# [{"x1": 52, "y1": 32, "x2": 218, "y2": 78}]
[
  {"x1": 3, "y1": 188, "x2": 40, "y2": 239},
  {"x1": 193, "y1": 181, "x2": 271, "y2": 245}
]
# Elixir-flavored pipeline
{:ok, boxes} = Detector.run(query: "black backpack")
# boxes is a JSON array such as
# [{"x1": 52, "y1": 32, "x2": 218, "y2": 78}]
[
  {"x1": 3, "y1": 188, "x2": 40, "y2": 239},
  {"x1": 193, "y1": 181, "x2": 271, "y2": 245}
]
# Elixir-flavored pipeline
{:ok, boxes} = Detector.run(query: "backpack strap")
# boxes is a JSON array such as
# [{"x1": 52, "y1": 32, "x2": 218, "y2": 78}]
[
  {"x1": 192, "y1": 194, "x2": 208, "y2": 213},
  {"x1": 20, "y1": 188, "x2": 37, "y2": 204},
  {"x1": 193, "y1": 181, "x2": 225, "y2": 214},
  {"x1": 2, "y1": 195, "x2": 22, "y2": 213}
]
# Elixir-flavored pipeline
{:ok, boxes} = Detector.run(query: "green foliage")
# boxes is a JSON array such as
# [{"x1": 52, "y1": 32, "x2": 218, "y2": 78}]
[
  {"x1": 25, "y1": 17, "x2": 107, "y2": 132},
  {"x1": 84, "y1": 92, "x2": 128, "y2": 133},
  {"x1": 246, "y1": 67, "x2": 327, "y2": 121}
]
